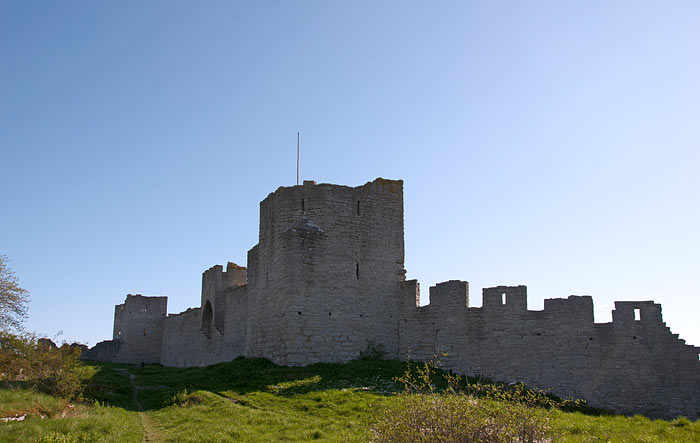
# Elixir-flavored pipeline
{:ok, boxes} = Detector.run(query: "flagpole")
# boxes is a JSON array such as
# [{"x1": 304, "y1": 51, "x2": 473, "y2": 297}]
[{"x1": 297, "y1": 132, "x2": 300, "y2": 186}]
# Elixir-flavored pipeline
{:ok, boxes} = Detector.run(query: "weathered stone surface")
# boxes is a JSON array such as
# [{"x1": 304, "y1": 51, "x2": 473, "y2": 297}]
[{"x1": 82, "y1": 178, "x2": 700, "y2": 419}]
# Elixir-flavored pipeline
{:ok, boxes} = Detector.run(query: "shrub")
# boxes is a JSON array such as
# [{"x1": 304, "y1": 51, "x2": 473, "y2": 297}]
[
  {"x1": 371, "y1": 357, "x2": 560, "y2": 442},
  {"x1": 166, "y1": 389, "x2": 204, "y2": 407},
  {"x1": 0, "y1": 331, "x2": 90, "y2": 400}
]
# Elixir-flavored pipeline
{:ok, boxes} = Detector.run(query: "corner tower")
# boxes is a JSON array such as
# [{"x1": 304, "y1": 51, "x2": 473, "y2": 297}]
[{"x1": 245, "y1": 178, "x2": 406, "y2": 364}]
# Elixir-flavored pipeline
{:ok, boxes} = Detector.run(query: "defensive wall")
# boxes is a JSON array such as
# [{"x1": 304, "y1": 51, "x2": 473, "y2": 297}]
[{"x1": 82, "y1": 178, "x2": 700, "y2": 419}]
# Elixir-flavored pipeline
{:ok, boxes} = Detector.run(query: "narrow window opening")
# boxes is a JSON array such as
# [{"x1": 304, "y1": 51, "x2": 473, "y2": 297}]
[
  {"x1": 329, "y1": 312, "x2": 332, "y2": 316},
  {"x1": 356, "y1": 263, "x2": 360, "y2": 279},
  {"x1": 302, "y1": 199, "x2": 305, "y2": 214},
  {"x1": 298, "y1": 311, "x2": 302, "y2": 315},
  {"x1": 356, "y1": 201, "x2": 360, "y2": 216},
  {"x1": 697, "y1": 354, "x2": 700, "y2": 361},
  {"x1": 143, "y1": 329, "x2": 146, "y2": 336},
  {"x1": 501, "y1": 293, "x2": 507, "y2": 305},
  {"x1": 634, "y1": 308, "x2": 641, "y2": 321}
]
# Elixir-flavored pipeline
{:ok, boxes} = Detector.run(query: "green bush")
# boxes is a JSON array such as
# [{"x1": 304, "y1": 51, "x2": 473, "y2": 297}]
[
  {"x1": 371, "y1": 357, "x2": 560, "y2": 442},
  {"x1": 0, "y1": 331, "x2": 90, "y2": 400}
]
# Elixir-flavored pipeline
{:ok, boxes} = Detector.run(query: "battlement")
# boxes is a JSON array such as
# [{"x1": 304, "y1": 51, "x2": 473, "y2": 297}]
[
  {"x1": 258, "y1": 177, "x2": 404, "y2": 245},
  {"x1": 428, "y1": 280, "x2": 469, "y2": 309},
  {"x1": 202, "y1": 262, "x2": 246, "y2": 291},
  {"x1": 612, "y1": 301, "x2": 662, "y2": 325},
  {"x1": 200, "y1": 262, "x2": 246, "y2": 337},
  {"x1": 483, "y1": 285, "x2": 527, "y2": 310}
]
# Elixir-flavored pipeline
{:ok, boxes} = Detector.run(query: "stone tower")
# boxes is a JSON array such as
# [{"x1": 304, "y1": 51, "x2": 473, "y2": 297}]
[{"x1": 245, "y1": 179, "x2": 406, "y2": 364}]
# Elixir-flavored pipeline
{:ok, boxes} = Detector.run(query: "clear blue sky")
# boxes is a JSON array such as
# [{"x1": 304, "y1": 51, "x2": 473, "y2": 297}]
[{"x1": 2, "y1": 2, "x2": 699, "y2": 348}]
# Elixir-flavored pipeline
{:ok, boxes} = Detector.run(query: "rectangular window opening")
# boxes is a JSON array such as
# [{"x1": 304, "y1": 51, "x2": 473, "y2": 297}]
[
  {"x1": 634, "y1": 308, "x2": 641, "y2": 321},
  {"x1": 501, "y1": 293, "x2": 506, "y2": 305},
  {"x1": 356, "y1": 263, "x2": 360, "y2": 279},
  {"x1": 357, "y1": 201, "x2": 361, "y2": 216},
  {"x1": 302, "y1": 199, "x2": 305, "y2": 214}
]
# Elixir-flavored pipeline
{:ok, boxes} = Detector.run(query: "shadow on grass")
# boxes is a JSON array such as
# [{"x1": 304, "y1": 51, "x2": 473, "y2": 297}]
[
  {"x1": 83, "y1": 362, "x2": 142, "y2": 411},
  {"x1": 81, "y1": 357, "x2": 613, "y2": 418}
]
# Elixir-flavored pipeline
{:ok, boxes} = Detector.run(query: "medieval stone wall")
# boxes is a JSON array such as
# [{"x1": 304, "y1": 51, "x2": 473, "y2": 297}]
[
  {"x1": 83, "y1": 178, "x2": 700, "y2": 419},
  {"x1": 398, "y1": 280, "x2": 700, "y2": 418},
  {"x1": 96, "y1": 294, "x2": 166, "y2": 364}
]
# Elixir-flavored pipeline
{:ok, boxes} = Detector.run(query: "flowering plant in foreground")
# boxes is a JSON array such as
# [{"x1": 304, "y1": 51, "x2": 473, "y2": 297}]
[{"x1": 371, "y1": 354, "x2": 575, "y2": 442}]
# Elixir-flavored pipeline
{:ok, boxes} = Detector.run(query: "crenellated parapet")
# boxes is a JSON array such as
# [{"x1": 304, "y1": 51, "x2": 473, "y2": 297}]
[
  {"x1": 398, "y1": 278, "x2": 700, "y2": 418},
  {"x1": 483, "y1": 285, "x2": 528, "y2": 311}
]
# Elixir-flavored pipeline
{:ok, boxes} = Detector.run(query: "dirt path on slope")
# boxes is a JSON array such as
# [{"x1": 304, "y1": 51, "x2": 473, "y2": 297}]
[{"x1": 114, "y1": 368, "x2": 165, "y2": 442}]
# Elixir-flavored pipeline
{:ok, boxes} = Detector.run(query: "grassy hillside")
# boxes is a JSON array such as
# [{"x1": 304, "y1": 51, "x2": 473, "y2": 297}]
[{"x1": 1, "y1": 357, "x2": 699, "y2": 442}]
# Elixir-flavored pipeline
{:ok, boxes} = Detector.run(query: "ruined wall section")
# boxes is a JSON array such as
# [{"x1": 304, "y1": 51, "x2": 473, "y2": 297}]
[
  {"x1": 201, "y1": 262, "x2": 246, "y2": 336},
  {"x1": 583, "y1": 302, "x2": 700, "y2": 418},
  {"x1": 81, "y1": 339, "x2": 121, "y2": 362},
  {"x1": 110, "y1": 294, "x2": 167, "y2": 364},
  {"x1": 400, "y1": 282, "x2": 700, "y2": 419},
  {"x1": 246, "y1": 179, "x2": 405, "y2": 365},
  {"x1": 160, "y1": 266, "x2": 248, "y2": 367}
]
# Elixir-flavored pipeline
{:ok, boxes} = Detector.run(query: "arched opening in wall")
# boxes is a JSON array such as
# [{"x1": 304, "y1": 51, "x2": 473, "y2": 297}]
[{"x1": 202, "y1": 301, "x2": 213, "y2": 339}]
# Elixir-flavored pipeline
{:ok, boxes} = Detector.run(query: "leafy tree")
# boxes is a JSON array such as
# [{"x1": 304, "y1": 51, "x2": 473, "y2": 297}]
[
  {"x1": 0, "y1": 255, "x2": 88, "y2": 399},
  {"x1": 0, "y1": 254, "x2": 30, "y2": 333}
]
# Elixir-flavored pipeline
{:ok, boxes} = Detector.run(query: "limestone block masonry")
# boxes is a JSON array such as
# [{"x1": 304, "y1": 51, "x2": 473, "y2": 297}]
[{"x1": 82, "y1": 178, "x2": 700, "y2": 419}]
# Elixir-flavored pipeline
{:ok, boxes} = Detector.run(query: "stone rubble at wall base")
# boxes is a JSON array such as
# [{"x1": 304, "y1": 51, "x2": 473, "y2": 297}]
[{"x1": 82, "y1": 178, "x2": 700, "y2": 420}]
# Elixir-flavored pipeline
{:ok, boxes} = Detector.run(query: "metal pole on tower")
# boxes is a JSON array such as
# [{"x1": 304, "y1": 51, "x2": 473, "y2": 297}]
[{"x1": 297, "y1": 132, "x2": 300, "y2": 186}]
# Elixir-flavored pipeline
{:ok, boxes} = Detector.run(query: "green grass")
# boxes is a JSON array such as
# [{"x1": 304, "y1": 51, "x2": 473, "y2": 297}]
[
  {"x1": 550, "y1": 410, "x2": 700, "y2": 442},
  {"x1": 1, "y1": 357, "x2": 699, "y2": 442},
  {"x1": 0, "y1": 363, "x2": 142, "y2": 443}
]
